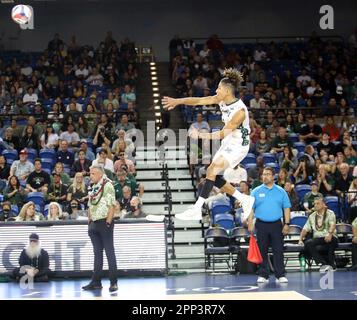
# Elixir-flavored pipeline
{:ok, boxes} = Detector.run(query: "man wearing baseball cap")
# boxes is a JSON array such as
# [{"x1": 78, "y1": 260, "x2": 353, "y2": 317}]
[
  {"x1": 302, "y1": 181, "x2": 324, "y2": 214},
  {"x1": 12, "y1": 233, "x2": 51, "y2": 282},
  {"x1": 75, "y1": 139, "x2": 95, "y2": 162},
  {"x1": 9, "y1": 149, "x2": 34, "y2": 182}
]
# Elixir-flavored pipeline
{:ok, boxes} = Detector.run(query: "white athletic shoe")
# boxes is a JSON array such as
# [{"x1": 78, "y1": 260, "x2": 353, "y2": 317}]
[
  {"x1": 319, "y1": 265, "x2": 333, "y2": 273},
  {"x1": 257, "y1": 277, "x2": 269, "y2": 284},
  {"x1": 175, "y1": 205, "x2": 202, "y2": 221},
  {"x1": 276, "y1": 277, "x2": 289, "y2": 283},
  {"x1": 240, "y1": 194, "x2": 255, "y2": 218},
  {"x1": 146, "y1": 215, "x2": 165, "y2": 222}
]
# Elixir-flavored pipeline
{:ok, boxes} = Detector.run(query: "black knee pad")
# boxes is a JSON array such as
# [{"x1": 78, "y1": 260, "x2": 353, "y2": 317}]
[{"x1": 214, "y1": 175, "x2": 227, "y2": 188}]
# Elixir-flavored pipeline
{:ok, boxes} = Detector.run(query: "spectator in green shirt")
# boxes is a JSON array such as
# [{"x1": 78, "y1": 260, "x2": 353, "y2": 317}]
[
  {"x1": 302, "y1": 181, "x2": 323, "y2": 214},
  {"x1": 113, "y1": 169, "x2": 137, "y2": 200},
  {"x1": 344, "y1": 146, "x2": 357, "y2": 168},
  {"x1": 316, "y1": 164, "x2": 335, "y2": 196},
  {"x1": 51, "y1": 162, "x2": 71, "y2": 186},
  {"x1": 299, "y1": 197, "x2": 338, "y2": 271}
]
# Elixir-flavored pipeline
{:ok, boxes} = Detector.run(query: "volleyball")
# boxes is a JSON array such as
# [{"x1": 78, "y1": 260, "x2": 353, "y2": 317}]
[{"x1": 11, "y1": 5, "x2": 32, "y2": 25}]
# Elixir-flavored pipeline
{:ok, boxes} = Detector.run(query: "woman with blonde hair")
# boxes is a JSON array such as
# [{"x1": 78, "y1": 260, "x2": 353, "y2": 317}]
[
  {"x1": 47, "y1": 202, "x2": 63, "y2": 221},
  {"x1": 16, "y1": 202, "x2": 45, "y2": 222},
  {"x1": 67, "y1": 172, "x2": 88, "y2": 208},
  {"x1": 113, "y1": 139, "x2": 135, "y2": 163}
]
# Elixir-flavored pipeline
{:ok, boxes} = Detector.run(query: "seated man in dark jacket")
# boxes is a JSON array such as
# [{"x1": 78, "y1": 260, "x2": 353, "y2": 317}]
[{"x1": 12, "y1": 233, "x2": 51, "y2": 282}]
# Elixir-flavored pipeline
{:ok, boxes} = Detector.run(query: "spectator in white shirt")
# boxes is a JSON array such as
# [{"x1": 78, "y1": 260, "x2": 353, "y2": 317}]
[
  {"x1": 86, "y1": 68, "x2": 104, "y2": 86},
  {"x1": 20, "y1": 61, "x2": 33, "y2": 77},
  {"x1": 193, "y1": 73, "x2": 208, "y2": 91},
  {"x1": 92, "y1": 149, "x2": 114, "y2": 173},
  {"x1": 297, "y1": 69, "x2": 312, "y2": 87},
  {"x1": 23, "y1": 87, "x2": 38, "y2": 106},
  {"x1": 250, "y1": 91, "x2": 264, "y2": 109},
  {"x1": 40, "y1": 124, "x2": 59, "y2": 150},
  {"x1": 306, "y1": 79, "x2": 318, "y2": 96},
  {"x1": 188, "y1": 113, "x2": 210, "y2": 133},
  {"x1": 199, "y1": 44, "x2": 210, "y2": 59},
  {"x1": 59, "y1": 124, "x2": 80, "y2": 148},
  {"x1": 75, "y1": 63, "x2": 89, "y2": 79},
  {"x1": 254, "y1": 45, "x2": 267, "y2": 62}
]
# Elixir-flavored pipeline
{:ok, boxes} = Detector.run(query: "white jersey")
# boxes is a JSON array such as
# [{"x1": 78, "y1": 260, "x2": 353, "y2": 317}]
[{"x1": 219, "y1": 99, "x2": 250, "y2": 147}]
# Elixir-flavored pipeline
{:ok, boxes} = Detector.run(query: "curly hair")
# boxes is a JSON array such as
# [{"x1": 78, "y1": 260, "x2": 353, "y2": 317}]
[{"x1": 220, "y1": 68, "x2": 244, "y2": 91}]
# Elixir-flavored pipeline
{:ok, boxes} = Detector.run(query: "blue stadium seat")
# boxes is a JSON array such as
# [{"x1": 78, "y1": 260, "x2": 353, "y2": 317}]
[
  {"x1": 2, "y1": 149, "x2": 18, "y2": 162},
  {"x1": 27, "y1": 192, "x2": 45, "y2": 209},
  {"x1": 6, "y1": 159, "x2": 15, "y2": 166},
  {"x1": 214, "y1": 213, "x2": 235, "y2": 231},
  {"x1": 39, "y1": 149, "x2": 56, "y2": 160},
  {"x1": 291, "y1": 216, "x2": 308, "y2": 229},
  {"x1": 11, "y1": 205, "x2": 19, "y2": 215},
  {"x1": 26, "y1": 148, "x2": 38, "y2": 162},
  {"x1": 295, "y1": 184, "x2": 312, "y2": 200},
  {"x1": 41, "y1": 159, "x2": 54, "y2": 171},
  {"x1": 211, "y1": 199, "x2": 231, "y2": 222},
  {"x1": 297, "y1": 152, "x2": 305, "y2": 160},
  {"x1": 241, "y1": 153, "x2": 257, "y2": 166},
  {"x1": 325, "y1": 196, "x2": 342, "y2": 219},
  {"x1": 44, "y1": 204, "x2": 49, "y2": 217},
  {"x1": 244, "y1": 163, "x2": 257, "y2": 171},
  {"x1": 293, "y1": 142, "x2": 306, "y2": 153},
  {"x1": 262, "y1": 153, "x2": 276, "y2": 164}
]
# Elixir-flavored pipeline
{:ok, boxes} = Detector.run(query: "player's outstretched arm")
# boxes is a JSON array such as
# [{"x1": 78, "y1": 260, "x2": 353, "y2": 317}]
[{"x1": 162, "y1": 95, "x2": 219, "y2": 110}]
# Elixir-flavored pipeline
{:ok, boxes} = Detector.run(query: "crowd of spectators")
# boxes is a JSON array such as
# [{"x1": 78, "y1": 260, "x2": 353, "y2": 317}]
[
  {"x1": 170, "y1": 31, "x2": 357, "y2": 223},
  {"x1": 0, "y1": 32, "x2": 145, "y2": 221}
]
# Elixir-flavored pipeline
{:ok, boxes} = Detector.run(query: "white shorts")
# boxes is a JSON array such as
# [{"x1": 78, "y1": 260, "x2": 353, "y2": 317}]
[{"x1": 212, "y1": 136, "x2": 250, "y2": 169}]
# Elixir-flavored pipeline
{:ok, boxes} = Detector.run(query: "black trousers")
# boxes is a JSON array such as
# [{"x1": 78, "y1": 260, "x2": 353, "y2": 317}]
[
  {"x1": 352, "y1": 243, "x2": 357, "y2": 266},
  {"x1": 304, "y1": 237, "x2": 338, "y2": 267},
  {"x1": 255, "y1": 219, "x2": 286, "y2": 279},
  {"x1": 88, "y1": 219, "x2": 117, "y2": 285}
]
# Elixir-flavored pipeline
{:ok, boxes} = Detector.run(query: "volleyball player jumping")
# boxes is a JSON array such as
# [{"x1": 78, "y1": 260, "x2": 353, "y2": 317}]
[{"x1": 162, "y1": 68, "x2": 255, "y2": 220}]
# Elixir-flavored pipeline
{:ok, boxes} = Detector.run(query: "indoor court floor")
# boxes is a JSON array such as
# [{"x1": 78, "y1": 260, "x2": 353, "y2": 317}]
[{"x1": 1, "y1": 271, "x2": 356, "y2": 300}]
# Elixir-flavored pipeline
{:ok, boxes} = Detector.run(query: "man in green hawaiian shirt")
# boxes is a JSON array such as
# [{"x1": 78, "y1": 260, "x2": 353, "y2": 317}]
[
  {"x1": 82, "y1": 164, "x2": 118, "y2": 292},
  {"x1": 299, "y1": 197, "x2": 338, "y2": 271}
]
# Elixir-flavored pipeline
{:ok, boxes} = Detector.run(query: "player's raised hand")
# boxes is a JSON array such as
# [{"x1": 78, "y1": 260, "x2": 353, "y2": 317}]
[{"x1": 162, "y1": 96, "x2": 177, "y2": 110}]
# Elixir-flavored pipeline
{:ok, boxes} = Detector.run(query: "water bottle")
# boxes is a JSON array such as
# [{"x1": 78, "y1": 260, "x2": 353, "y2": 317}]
[{"x1": 299, "y1": 256, "x2": 306, "y2": 272}]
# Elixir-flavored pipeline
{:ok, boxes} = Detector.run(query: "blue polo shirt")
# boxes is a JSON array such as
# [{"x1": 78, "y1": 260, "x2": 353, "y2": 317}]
[{"x1": 251, "y1": 183, "x2": 291, "y2": 222}]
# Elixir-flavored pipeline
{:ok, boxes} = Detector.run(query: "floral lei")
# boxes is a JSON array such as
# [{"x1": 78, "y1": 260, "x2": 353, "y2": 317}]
[{"x1": 89, "y1": 176, "x2": 108, "y2": 206}]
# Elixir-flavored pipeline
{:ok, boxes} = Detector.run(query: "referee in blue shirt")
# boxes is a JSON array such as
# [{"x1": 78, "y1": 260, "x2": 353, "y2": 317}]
[{"x1": 248, "y1": 166, "x2": 291, "y2": 284}]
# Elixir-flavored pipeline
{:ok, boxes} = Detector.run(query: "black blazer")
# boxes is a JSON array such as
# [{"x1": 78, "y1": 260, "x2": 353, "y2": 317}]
[{"x1": 71, "y1": 159, "x2": 92, "y2": 177}]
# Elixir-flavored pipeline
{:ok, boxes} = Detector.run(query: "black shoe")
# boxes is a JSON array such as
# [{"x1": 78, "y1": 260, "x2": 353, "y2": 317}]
[
  {"x1": 109, "y1": 283, "x2": 118, "y2": 292},
  {"x1": 82, "y1": 283, "x2": 103, "y2": 290}
]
